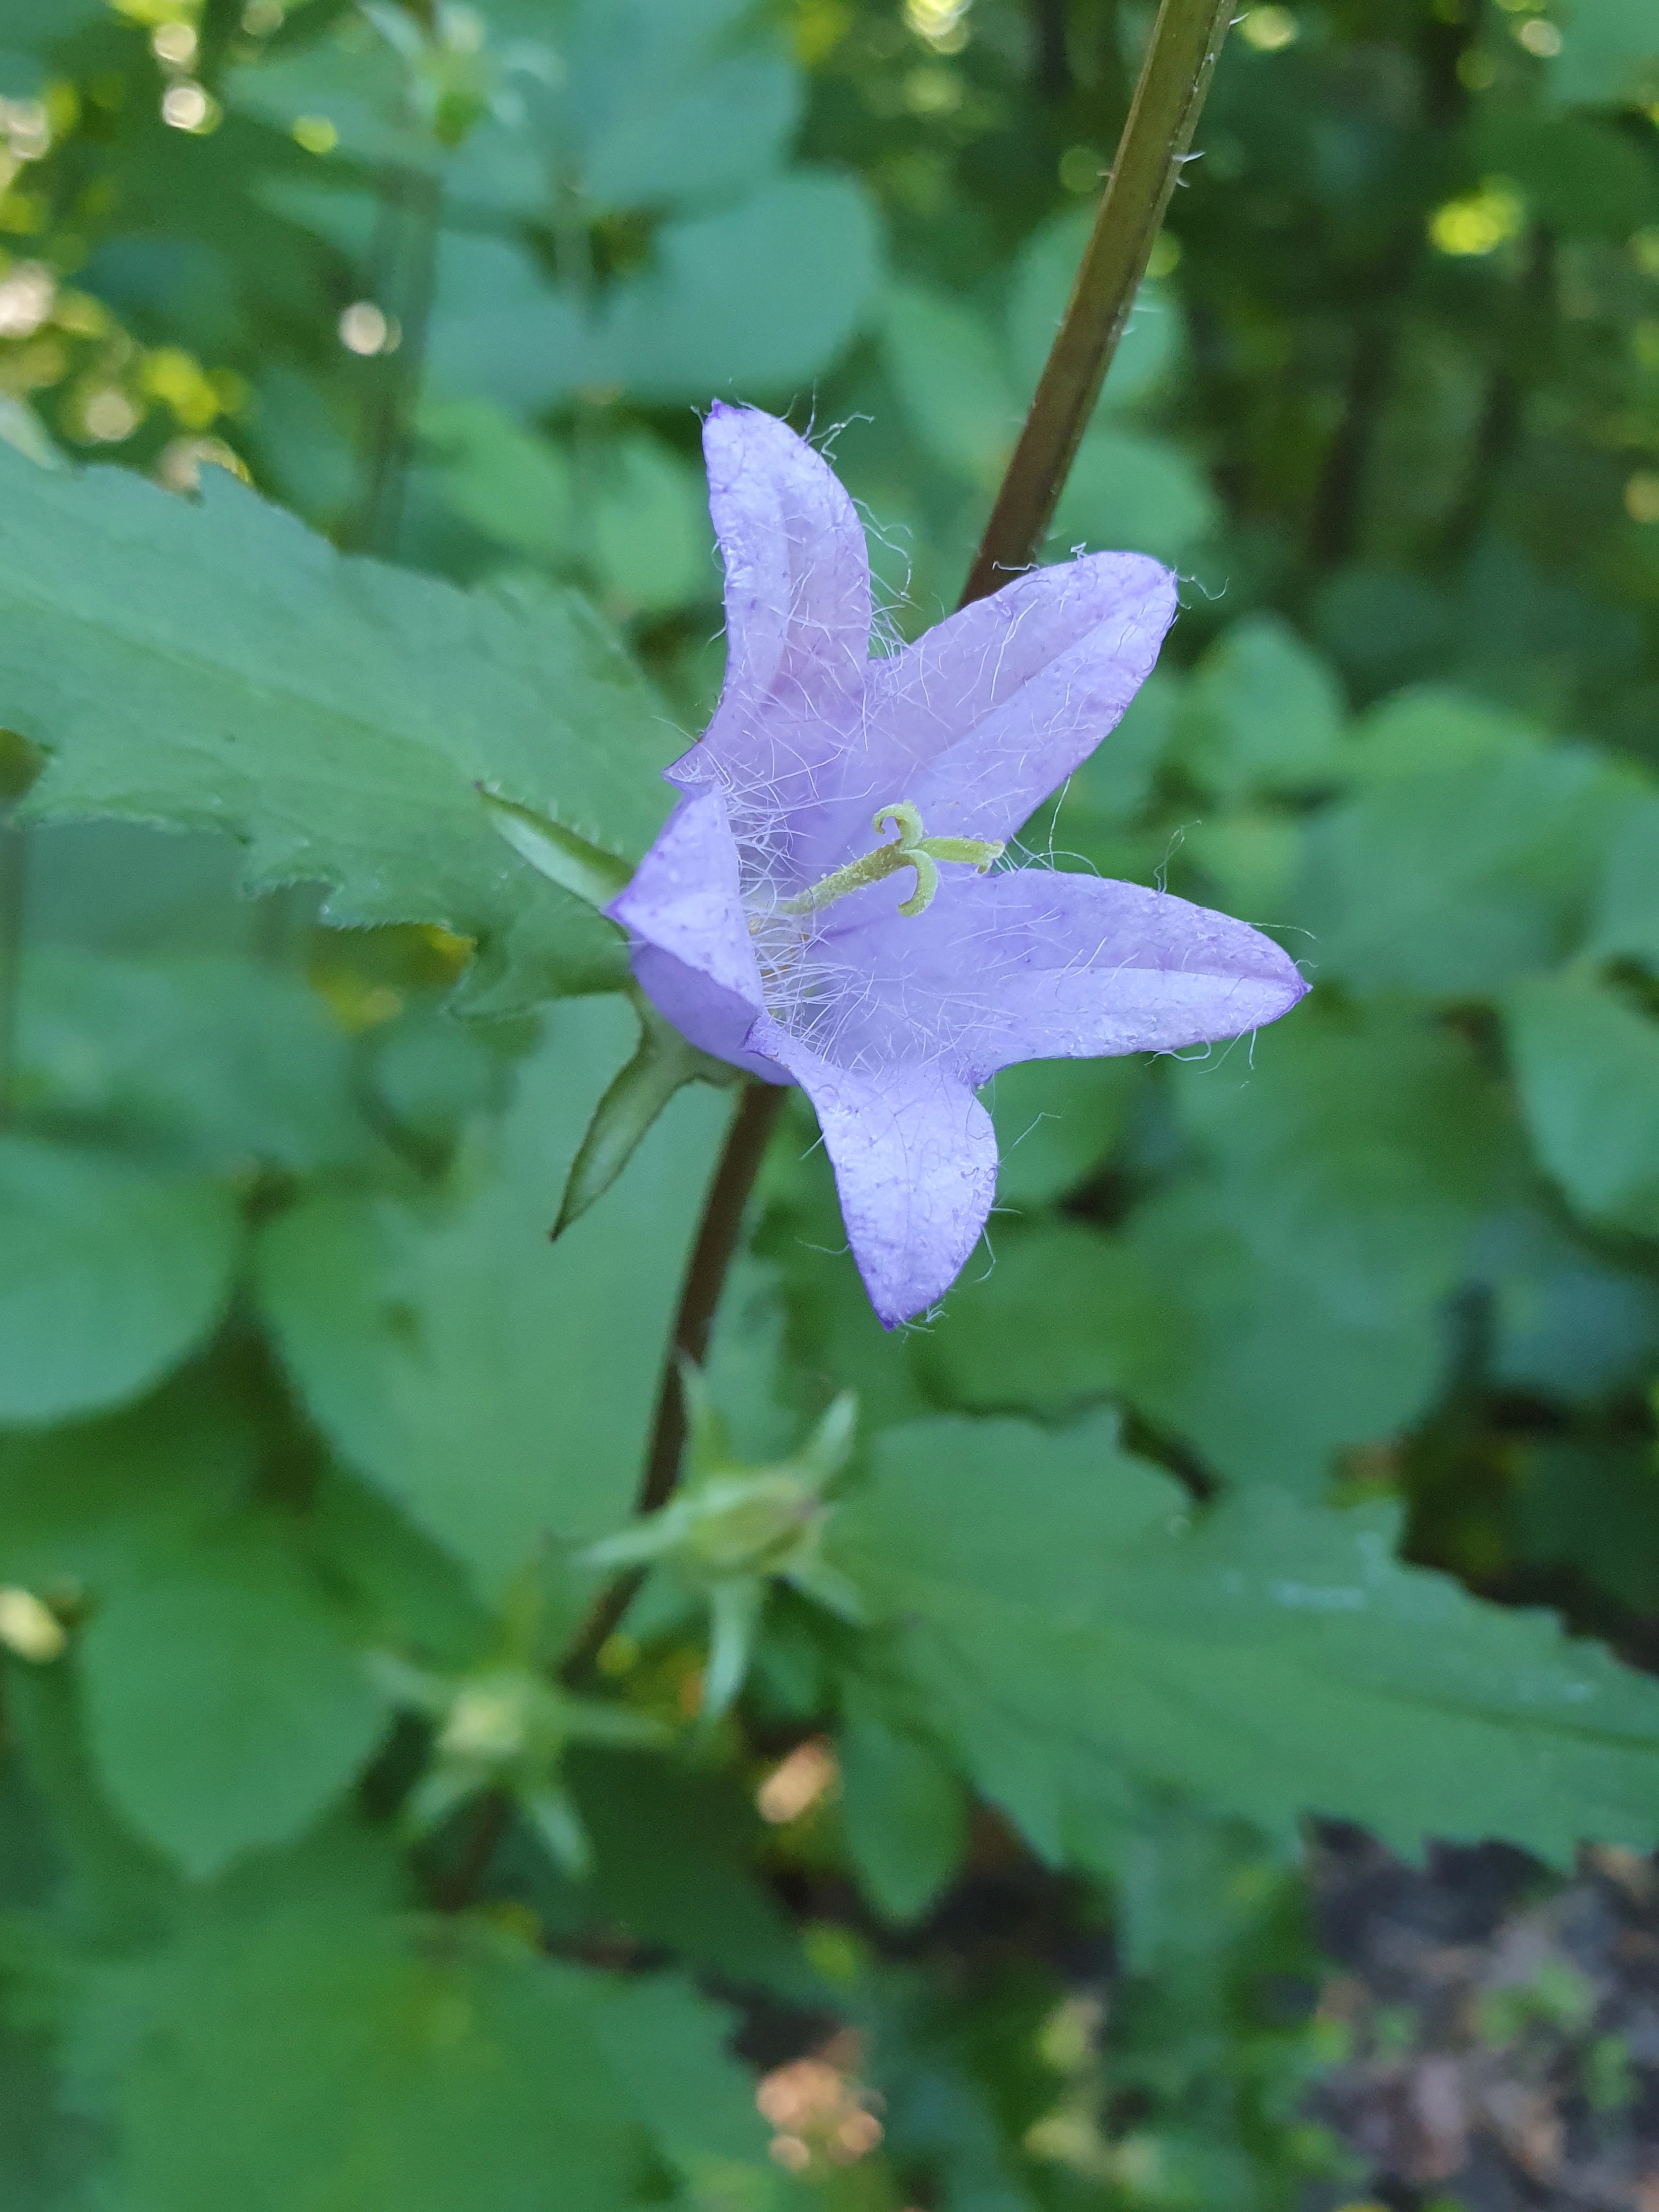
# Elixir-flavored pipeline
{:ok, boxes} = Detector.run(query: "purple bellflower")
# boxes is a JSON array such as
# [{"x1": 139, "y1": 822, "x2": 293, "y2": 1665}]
[{"x1": 611, "y1": 405, "x2": 1308, "y2": 1328}]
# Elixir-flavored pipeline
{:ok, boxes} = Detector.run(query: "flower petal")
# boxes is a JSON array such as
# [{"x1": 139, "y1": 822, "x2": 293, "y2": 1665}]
[
  {"x1": 609, "y1": 787, "x2": 781, "y2": 1079},
  {"x1": 866, "y1": 553, "x2": 1176, "y2": 848},
  {"x1": 752, "y1": 1014, "x2": 997, "y2": 1328},
  {"x1": 673, "y1": 405, "x2": 872, "y2": 808},
  {"x1": 804, "y1": 866, "x2": 1309, "y2": 1081}
]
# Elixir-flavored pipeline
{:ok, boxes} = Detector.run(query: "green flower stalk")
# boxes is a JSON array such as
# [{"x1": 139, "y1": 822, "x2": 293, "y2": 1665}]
[
  {"x1": 371, "y1": 1565, "x2": 665, "y2": 1877},
  {"x1": 584, "y1": 1371, "x2": 863, "y2": 1722}
]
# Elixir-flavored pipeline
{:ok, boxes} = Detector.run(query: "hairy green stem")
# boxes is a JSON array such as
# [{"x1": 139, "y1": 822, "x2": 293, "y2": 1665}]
[{"x1": 960, "y1": 0, "x2": 1233, "y2": 605}]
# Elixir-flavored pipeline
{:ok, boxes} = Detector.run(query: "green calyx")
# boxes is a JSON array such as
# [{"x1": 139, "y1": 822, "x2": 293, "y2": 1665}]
[{"x1": 778, "y1": 800, "x2": 1004, "y2": 922}]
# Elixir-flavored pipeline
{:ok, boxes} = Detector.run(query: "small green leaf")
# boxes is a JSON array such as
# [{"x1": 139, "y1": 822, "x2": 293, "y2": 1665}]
[
  {"x1": 80, "y1": 1533, "x2": 385, "y2": 1878},
  {"x1": 838, "y1": 1698, "x2": 967, "y2": 1923},
  {"x1": 0, "y1": 1138, "x2": 239, "y2": 1427},
  {"x1": 555, "y1": 996, "x2": 734, "y2": 1238},
  {"x1": 1505, "y1": 973, "x2": 1659, "y2": 1235}
]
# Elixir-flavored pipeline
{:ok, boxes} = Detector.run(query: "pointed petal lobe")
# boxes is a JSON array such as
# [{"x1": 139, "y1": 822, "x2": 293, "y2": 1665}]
[
  {"x1": 753, "y1": 1014, "x2": 997, "y2": 1327},
  {"x1": 864, "y1": 553, "x2": 1176, "y2": 848},
  {"x1": 675, "y1": 405, "x2": 872, "y2": 800},
  {"x1": 810, "y1": 866, "x2": 1309, "y2": 1081}
]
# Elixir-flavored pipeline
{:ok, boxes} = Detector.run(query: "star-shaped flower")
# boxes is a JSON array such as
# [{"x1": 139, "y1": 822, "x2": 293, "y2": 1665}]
[{"x1": 611, "y1": 405, "x2": 1308, "y2": 1326}]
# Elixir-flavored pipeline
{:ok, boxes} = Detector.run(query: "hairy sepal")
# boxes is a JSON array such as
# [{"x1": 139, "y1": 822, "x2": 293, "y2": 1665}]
[{"x1": 554, "y1": 991, "x2": 737, "y2": 1238}]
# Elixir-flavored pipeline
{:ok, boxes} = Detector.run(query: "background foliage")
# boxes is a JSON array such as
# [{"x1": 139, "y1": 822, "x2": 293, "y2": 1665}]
[{"x1": 1, "y1": 0, "x2": 1658, "y2": 2205}]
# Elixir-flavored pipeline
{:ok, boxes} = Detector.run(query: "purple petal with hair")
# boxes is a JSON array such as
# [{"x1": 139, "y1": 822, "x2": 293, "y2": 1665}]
[{"x1": 611, "y1": 404, "x2": 1310, "y2": 1327}]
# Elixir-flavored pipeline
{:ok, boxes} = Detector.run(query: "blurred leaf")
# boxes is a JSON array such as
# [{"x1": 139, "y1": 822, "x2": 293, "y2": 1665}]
[
  {"x1": 80, "y1": 1533, "x2": 385, "y2": 1879},
  {"x1": 881, "y1": 283, "x2": 1014, "y2": 488},
  {"x1": 1587, "y1": 788, "x2": 1659, "y2": 966},
  {"x1": 0, "y1": 1138, "x2": 238, "y2": 1428},
  {"x1": 0, "y1": 449, "x2": 678, "y2": 1011},
  {"x1": 836, "y1": 1416, "x2": 1659, "y2": 1865},
  {"x1": 422, "y1": 401, "x2": 716, "y2": 614},
  {"x1": 985, "y1": 1057, "x2": 1140, "y2": 1211},
  {"x1": 501, "y1": 0, "x2": 802, "y2": 213},
  {"x1": 917, "y1": 1220, "x2": 1154, "y2": 1413},
  {"x1": 1505, "y1": 973, "x2": 1659, "y2": 1237},
  {"x1": 1475, "y1": 113, "x2": 1659, "y2": 236},
  {"x1": 585, "y1": 171, "x2": 882, "y2": 404},
  {"x1": 588, "y1": 432, "x2": 715, "y2": 618},
  {"x1": 1173, "y1": 615, "x2": 1349, "y2": 802},
  {"x1": 65, "y1": 1886, "x2": 748, "y2": 2210},
  {"x1": 1295, "y1": 710, "x2": 1627, "y2": 999},
  {"x1": 428, "y1": 173, "x2": 882, "y2": 410},
  {"x1": 1547, "y1": 0, "x2": 1659, "y2": 107},
  {"x1": 1049, "y1": 430, "x2": 1219, "y2": 567},
  {"x1": 419, "y1": 397, "x2": 574, "y2": 564},
  {"x1": 838, "y1": 1696, "x2": 968, "y2": 1923},
  {"x1": 256, "y1": 999, "x2": 734, "y2": 1593},
  {"x1": 18, "y1": 950, "x2": 364, "y2": 1174}
]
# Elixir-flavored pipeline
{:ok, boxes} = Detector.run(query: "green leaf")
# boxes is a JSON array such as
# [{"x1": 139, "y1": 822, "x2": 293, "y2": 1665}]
[
  {"x1": 1294, "y1": 713, "x2": 1627, "y2": 998},
  {"x1": 554, "y1": 996, "x2": 732, "y2": 1238},
  {"x1": 79, "y1": 1532, "x2": 386, "y2": 1879},
  {"x1": 834, "y1": 1416, "x2": 1659, "y2": 1865},
  {"x1": 917, "y1": 1221, "x2": 1153, "y2": 1414},
  {"x1": 67, "y1": 1894, "x2": 696, "y2": 2210},
  {"x1": 256, "y1": 998, "x2": 735, "y2": 1593},
  {"x1": 985, "y1": 1057, "x2": 1139, "y2": 1212},
  {"x1": 880, "y1": 284, "x2": 1015, "y2": 489},
  {"x1": 518, "y1": 0, "x2": 802, "y2": 214},
  {"x1": 0, "y1": 448, "x2": 684, "y2": 1012},
  {"x1": 428, "y1": 174, "x2": 882, "y2": 411},
  {"x1": 18, "y1": 949, "x2": 364, "y2": 1174},
  {"x1": 0, "y1": 1138, "x2": 239, "y2": 1427},
  {"x1": 1048, "y1": 430, "x2": 1219, "y2": 567},
  {"x1": 1587, "y1": 788, "x2": 1659, "y2": 966},
  {"x1": 1547, "y1": 0, "x2": 1659, "y2": 107},
  {"x1": 1505, "y1": 974, "x2": 1659, "y2": 1237},
  {"x1": 1172, "y1": 616, "x2": 1350, "y2": 802},
  {"x1": 838, "y1": 1697, "x2": 968, "y2": 1923}
]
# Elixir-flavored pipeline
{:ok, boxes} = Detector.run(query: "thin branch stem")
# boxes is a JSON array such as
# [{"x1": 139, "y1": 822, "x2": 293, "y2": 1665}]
[
  {"x1": 960, "y1": 0, "x2": 1233, "y2": 605},
  {"x1": 558, "y1": 1080, "x2": 785, "y2": 1685}
]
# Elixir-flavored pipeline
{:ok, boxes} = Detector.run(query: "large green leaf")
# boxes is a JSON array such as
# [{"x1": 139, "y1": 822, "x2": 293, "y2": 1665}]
[
  {"x1": 834, "y1": 1417, "x2": 1659, "y2": 1865},
  {"x1": 1294, "y1": 708, "x2": 1627, "y2": 999},
  {"x1": 80, "y1": 1531, "x2": 386, "y2": 1879},
  {"x1": 256, "y1": 998, "x2": 734, "y2": 1593},
  {"x1": 0, "y1": 1137, "x2": 239, "y2": 1427},
  {"x1": 65, "y1": 1864, "x2": 771, "y2": 2211},
  {"x1": 0, "y1": 447, "x2": 682, "y2": 1011}
]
